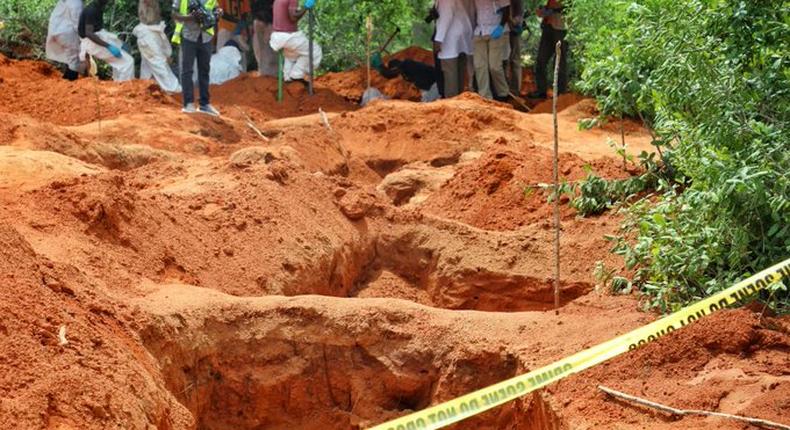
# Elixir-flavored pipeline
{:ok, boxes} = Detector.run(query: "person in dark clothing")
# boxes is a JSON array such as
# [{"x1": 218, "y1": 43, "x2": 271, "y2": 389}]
[
  {"x1": 507, "y1": 0, "x2": 525, "y2": 95},
  {"x1": 78, "y1": 0, "x2": 135, "y2": 81},
  {"x1": 528, "y1": 0, "x2": 568, "y2": 99},
  {"x1": 171, "y1": 0, "x2": 222, "y2": 116},
  {"x1": 381, "y1": 59, "x2": 436, "y2": 91},
  {"x1": 425, "y1": 5, "x2": 444, "y2": 97}
]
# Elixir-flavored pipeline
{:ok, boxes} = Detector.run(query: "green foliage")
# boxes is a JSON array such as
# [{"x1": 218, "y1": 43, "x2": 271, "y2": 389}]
[
  {"x1": 569, "y1": 0, "x2": 790, "y2": 312},
  {"x1": 311, "y1": 0, "x2": 433, "y2": 72},
  {"x1": 0, "y1": 0, "x2": 147, "y2": 60},
  {"x1": 555, "y1": 151, "x2": 662, "y2": 216},
  {"x1": 0, "y1": 0, "x2": 57, "y2": 58}
]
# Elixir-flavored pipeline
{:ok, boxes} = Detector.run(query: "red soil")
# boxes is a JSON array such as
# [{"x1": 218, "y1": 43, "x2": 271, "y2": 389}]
[{"x1": 0, "y1": 52, "x2": 786, "y2": 430}]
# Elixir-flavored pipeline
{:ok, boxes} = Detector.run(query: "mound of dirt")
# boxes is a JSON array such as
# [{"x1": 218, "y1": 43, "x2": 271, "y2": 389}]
[
  {"x1": 0, "y1": 226, "x2": 193, "y2": 430},
  {"x1": 421, "y1": 148, "x2": 632, "y2": 231},
  {"x1": 387, "y1": 46, "x2": 436, "y2": 65},
  {"x1": 0, "y1": 55, "x2": 355, "y2": 127},
  {"x1": 0, "y1": 146, "x2": 102, "y2": 191},
  {"x1": 317, "y1": 46, "x2": 434, "y2": 102},
  {"x1": 210, "y1": 73, "x2": 357, "y2": 120},
  {"x1": 553, "y1": 309, "x2": 790, "y2": 429}
]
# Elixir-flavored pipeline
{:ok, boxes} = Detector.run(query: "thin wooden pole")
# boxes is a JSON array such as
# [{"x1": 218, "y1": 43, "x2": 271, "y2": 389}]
[
  {"x1": 552, "y1": 40, "x2": 562, "y2": 315},
  {"x1": 365, "y1": 16, "x2": 373, "y2": 90},
  {"x1": 308, "y1": 8, "x2": 315, "y2": 96},
  {"x1": 599, "y1": 386, "x2": 790, "y2": 430},
  {"x1": 277, "y1": 51, "x2": 284, "y2": 102},
  {"x1": 620, "y1": 113, "x2": 627, "y2": 171}
]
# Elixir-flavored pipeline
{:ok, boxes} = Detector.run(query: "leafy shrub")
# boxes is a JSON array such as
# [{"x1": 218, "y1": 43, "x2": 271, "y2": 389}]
[
  {"x1": 0, "y1": 0, "x2": 143, "y2": 60},
  {"x1": 568, "y1": 0, "x2": 789, "y2": 312},
  {"x1": 553, "y1": 151, "x2": 662, "y2": 217},
  {"x1": 311, "y1": 0, "x2": 432, "y2": 72},
  {"x1": 0, "y1": 0, "x2": 57, "y2": 58}
]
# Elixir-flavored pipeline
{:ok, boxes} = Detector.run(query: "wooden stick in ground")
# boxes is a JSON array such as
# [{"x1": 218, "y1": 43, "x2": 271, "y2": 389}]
[
  {"x1": 366, "y1": 16, "x2": 373, "y2": 90},
  {"x1": 318, "y1": 107, "x2": 332, "y2": 131},
  {"x1": 552, "y1": 40, "x2": 562, "y2": 315},
  {"x1": 236, "y1": 108, "x2": 269, "y2": 142},
  {"x1": 307, "y1": 8, "x2": 315, "y2": 96},
  {"x1": 598, "y1": 386, "x2": 790, "y2": 430},
  {"x1": 620, "y1": 113, "x2": 627, "y2": 171}
]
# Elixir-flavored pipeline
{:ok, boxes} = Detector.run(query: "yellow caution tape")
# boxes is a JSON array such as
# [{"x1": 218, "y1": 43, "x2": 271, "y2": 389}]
[{"x1": 369, "y1": 258, "x2": 790, "y2": 430}]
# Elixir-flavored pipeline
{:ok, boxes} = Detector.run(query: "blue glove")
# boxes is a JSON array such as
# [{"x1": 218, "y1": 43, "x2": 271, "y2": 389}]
[
  {"x1": 304, "y1": 0, "x2": 315, "y2": 9},
  {"x1": 491, "y1": 24, "x2": 505, "y2": 40},
  {"x1": 107, "y1": 44, "x2": 122, "y2": 58},
  {"x1": 513, "y1": 23, "x2": 524, "y2": 35}
]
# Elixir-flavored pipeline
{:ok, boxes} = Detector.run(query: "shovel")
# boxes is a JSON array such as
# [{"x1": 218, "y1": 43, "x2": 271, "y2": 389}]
[{"x1": 308, "y1": 7, "x2": 315, "y2": 95}]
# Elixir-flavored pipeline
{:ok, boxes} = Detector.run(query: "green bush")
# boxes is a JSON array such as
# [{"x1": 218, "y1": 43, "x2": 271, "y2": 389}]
[
  {"x1": 0, "y1": 0, "x2": 57, "y2": 58},
  {"x1": 311, "y1": 0, "x2": 433, "y2": 72},
  {"x1": 552, "y1": 151, "x2": 662, "y2": 217},
  {"x1": 568, "y1": 0, "x2": 790, "y2": 312},
  {"x1": 0, "y1": 0, "x2": 146, "y2": 60}
]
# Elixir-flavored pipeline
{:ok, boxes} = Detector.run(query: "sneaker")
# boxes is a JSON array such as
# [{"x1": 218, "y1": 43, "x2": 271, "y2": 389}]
[
  {"x1": 199, "y1": 104, "x2": 220, "y2": 117},
  {"x1": 182, "y1": 103, "x2": 197, "y2": 114},
  {"x1": 527, "y1": 91, "x2": 548, "y2": 99}
]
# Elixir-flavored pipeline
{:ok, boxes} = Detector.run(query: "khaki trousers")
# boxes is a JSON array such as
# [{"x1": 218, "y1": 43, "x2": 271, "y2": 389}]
[
  {"x1": 473, "y1": 34, "x2": 510, "y2": 99},
  {"x1": 441, "y1": 56, "x2": 466, "y2": 98}
]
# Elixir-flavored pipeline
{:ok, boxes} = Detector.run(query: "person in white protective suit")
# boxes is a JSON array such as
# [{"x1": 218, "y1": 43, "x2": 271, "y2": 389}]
[
  {"x1": 78, "y1": 0, "x2": 135, "y2": 81},
  {"x1": 269, "y1": 0, "x2": 321, "y2": 82},
  {"x1": 204, "y1": 39, "x2": 245, "y2": 84},
  {"x1": 46, "y1": 0, "x2": 84, "y2": 80},
  {"x1": 132, "y1": 0, "x2": 181, "y2": 92}
]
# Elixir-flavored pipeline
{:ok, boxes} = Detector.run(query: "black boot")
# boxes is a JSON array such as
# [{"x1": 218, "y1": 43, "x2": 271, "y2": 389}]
[{"x1": 63, "y1": 69, "x2": 79, "y2": 81}]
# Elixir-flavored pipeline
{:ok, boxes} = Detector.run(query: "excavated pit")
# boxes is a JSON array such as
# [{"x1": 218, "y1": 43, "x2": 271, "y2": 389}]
[
  {"x1": 136, "y1": 288, "x2": 568, "y2": 430},
  {"x1": 351, "y1": 221, "x2": 592, "y2": 311}
]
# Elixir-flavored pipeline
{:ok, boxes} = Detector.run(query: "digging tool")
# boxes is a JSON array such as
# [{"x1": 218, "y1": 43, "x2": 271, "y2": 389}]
[
  {"x1": 308, "y1": 8, "x2": 315, "y2": 96},
  {"x1": 87, "y1": 54, "x2": 102, "y2": 133},
  {"x1": 508, "y1": 91, "x2": 531, "y2": 112},
  {"x1": 277, "y1": 51, "x2": 284, "y2": 102},
  {"x1": 366, "y1": 16, "x2": 373, "y2": 90},
  {"x1": 369, "y1": 26, "x2": 401, "y2": 72},
  {"x1": 378, "y1": 26, "x2": 401, "y2": 57},
  {"x1": 361, "y1": 16, "x2": 385, "y2": 106}
]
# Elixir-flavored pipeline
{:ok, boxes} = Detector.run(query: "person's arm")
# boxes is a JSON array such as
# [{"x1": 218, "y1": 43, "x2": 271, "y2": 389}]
[
  {"x1": 171, "y1": 0, "x2": 197, "y2": 22},
  {"x1": 84, "y1": 22, "x2": 108, "y2": 47},
  {"x1": 510, "y1": 0, "x2": 523, "y2": 26},
  {"x1": 434, "y1": 0, "x2": 453, "y2": 53},
  {"x1": 288, "y1": 0, "x2": 307, "y2": 21},
  {"x1": 172, "y1": 10, "x2": 197, "y2": 22},
  {"x1": 491, "y1": 2, "x2": 510, "y2": 38},
  {"x1": 499, "y1": 5, "x2": 510, "y2": 26}
]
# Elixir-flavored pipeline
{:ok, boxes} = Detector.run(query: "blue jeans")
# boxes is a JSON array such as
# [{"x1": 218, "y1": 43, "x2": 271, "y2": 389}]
[{"x1": 180, "y1": 38, "x2": 212, "y2": 107}]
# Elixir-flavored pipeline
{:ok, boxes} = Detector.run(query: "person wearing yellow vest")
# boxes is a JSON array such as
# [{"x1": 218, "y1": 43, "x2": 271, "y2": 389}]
[{"x1": 172, "y1": 0, "x2": 222, "y2": 116}]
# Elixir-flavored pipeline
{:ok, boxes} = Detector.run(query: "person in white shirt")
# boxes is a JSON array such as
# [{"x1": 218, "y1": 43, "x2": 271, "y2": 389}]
[
  {"x1": 133, "y1": 0, "x2": 181, "y2": 92},
  {"x1": 46, "y1": 0, "x2": 84, "y2": 80},
  {"x1": 433, "y1": 0, "x2": 474, "y2": 98},
  {"x1": 472, "y1": 0, "x2": 510, "y2": 100}
]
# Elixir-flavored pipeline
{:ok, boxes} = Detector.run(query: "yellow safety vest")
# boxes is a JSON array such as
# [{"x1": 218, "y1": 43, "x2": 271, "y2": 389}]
[{"x1": 172, "y1": 0, "x2": 218, "y2": 44}]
